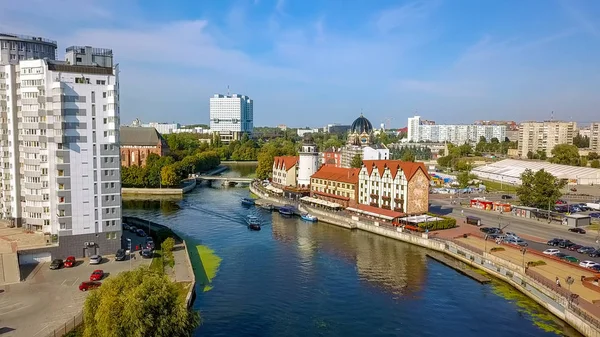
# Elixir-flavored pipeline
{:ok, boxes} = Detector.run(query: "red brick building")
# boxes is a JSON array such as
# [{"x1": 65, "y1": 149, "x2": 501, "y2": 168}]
[
  {"x1": 321, "y1": 147, "x2": 342, "y2": 167},
  {"x1": 120, "y1": 126, "x2": 169, "y2": 167}
]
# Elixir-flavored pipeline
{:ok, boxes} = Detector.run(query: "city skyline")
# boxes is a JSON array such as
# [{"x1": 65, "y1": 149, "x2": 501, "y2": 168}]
[{"x1": 2, "y1": 0, "x2": 600, "y2": 127}]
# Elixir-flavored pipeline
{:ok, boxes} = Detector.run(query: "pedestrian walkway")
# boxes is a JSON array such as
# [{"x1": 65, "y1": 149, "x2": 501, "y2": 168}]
[
  {"x1": 458, "y1": 236, "x2": 600, "y2": 303},
  {"x1": 171, "y1": 242, "x2": 193, "y2": 283}
]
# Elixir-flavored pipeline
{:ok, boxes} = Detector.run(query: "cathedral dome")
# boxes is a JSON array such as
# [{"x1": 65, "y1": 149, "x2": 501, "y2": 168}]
[{"x1": 351, "y1": 114, "x2": 373, "y2": 134}]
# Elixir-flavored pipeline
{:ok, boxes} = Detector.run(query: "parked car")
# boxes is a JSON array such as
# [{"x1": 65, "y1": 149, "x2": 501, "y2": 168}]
[
  {"x1": 556, "y1": 200, "x2": 567, "y2": 205},
  {"x1": 577, "y1": 203, "x2": 590, "y2": 211},
  {"x1": 49, "y1": 259, "x2": 63, "y2": 270},
  {"x1": 554, "y1": 253, "x2": 568, "y2": 259},
  {"x1": 145, "y1": 240, "x2": 155, "y2": 250},
  {"x1": 568, "y1": 227, "x2": 587, "y2": 234},
  {"x1": 568, "y1": 244, "x2": 583, "y2": 251},
  {"x1": 543, "y1": 249, "x2": 561, "y2": 255},
  {"x1": 90, "y1": 269, "x2": 104, "y2": 281},
  {"x1": 129, "y1": 225, "x2": 138, "y2": 233},
  {"x1": 122, "y1": 223, "x2": 130, "y2": 230},
  {"x1": 591, "y1": 265, "x2": 600, "y2": 272},
  {"x1": 89, "y1": 255, "x2": 102, "y2": 265},
  {"x1": 589, "y1": 250, "x2": 600, "y2": 258},
  {"x1": 590, "y1": 212, "x2": 600, "y2": 218},
  {"x1": 64, "y1": 256, "x2": 76, "y2": 268},
  {"x1": 558, "y1": 240, "x2": 575, "y2": 249},
  {"x1": 547, "y1": 238, "x2": 562, "y2": 246},
  {"x1": 136, "y1": 229, "x2": 147, "y2": 237},
  {"x1": 140, "y1": 249, "x2": 153, "y2": 258},
  {"x1": 561, "y1": 255, "x2": 580, "y2": 263},
  {"x1": 578, "y1": 246, "x2": 596, "y2": 254},
  {"x1": 505, "y1": 232, "x2": 519, "y2": 239},
  {"x1": 580, "y1": 261, "x2": 599, "y2": 268},
  {"x1": 79, "y1": 281, "x2": 101, "y2": 291},
  {"x1": 506, "y1": 238, "x2": 528, "y2": 247},
  {"x1": 115, "y1": 249, "x2": 126, "y2": 261},
  {"x1": 501, "y1": 195, "x2": 513, "y2": 199}
]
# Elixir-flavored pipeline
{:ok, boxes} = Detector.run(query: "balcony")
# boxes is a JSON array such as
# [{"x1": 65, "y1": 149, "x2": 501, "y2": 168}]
[
  {"x1": 369, "y1": 202, "x2": 379, "y2": 207},
  {"x1": 394, "y1": 207, "x2": 404, "y2": 213},
  {"x1": 370, "y1": 193, "x2": 378, "y2": 198},
  {"x1": 382, "y1": 196, "x2": 391, "y2": 201}
]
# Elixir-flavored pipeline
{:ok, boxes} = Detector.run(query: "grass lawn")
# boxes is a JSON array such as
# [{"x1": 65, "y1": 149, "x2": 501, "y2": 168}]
[
  {"x1": 150, "y1": 249, "x2": 164, "y2": 273},
  {"x1": 482, "y1": 179, "x2": 517, "y2": 193}
]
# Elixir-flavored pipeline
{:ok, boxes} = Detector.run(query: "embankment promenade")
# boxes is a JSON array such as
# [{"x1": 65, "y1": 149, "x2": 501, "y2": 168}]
[{"x1": 249, "y1": 182, "x2": 600, "y2": 337}]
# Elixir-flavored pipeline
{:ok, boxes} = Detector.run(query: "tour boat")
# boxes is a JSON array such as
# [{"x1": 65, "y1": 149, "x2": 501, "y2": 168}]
[
  {"x1": 246, "y1": 215, "x2": 261, "y2": 231},
  {"x1": 301, "y1": 213, "x2": 318, "y2": 222},
  {"x1": 278, "y1": 207, "x2": 294, "y2": 216},
  {"x1": 241, "y1": 198, "x2": 255, "y2": 206}
]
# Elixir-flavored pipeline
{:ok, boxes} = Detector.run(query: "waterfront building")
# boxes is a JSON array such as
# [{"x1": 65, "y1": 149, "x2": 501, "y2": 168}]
[
  {"x1": 0, "y1": 39, "x2": 122, "y2": 257},
  {"x1": 518, "y1": 121, "x2": 577, "y2": 158},
  {"x1": 209, "y1": 93, "x2": 253, "y2": 144},
  {"x1": 297, "y1": 135, "x2": 320, "y2": 188},
  {"x1": 357, "y1": 160, "x2": 430, "y2": 215},
  {"x1": 340, "y1": 114, "x2": 389, "y2": 168},
  {"x1": 321, "y1": 147, "x2": 342, "y2": 167},
  {"x1": 272, "y1": 156, "x2": 299, "y2": 187},
  {"x1": 310, "y1": 166, "x2": 360, "y2": 207},
  {"x1": 407, "y1": 116, "x2": 506, "y2": 144},
  {"x1": 119, "y1": 126, "x2": 170, "y2": 167},
  {"x1": 142, "y1": 122, "x2": 181, "y2": 135},
  {"x1": 590, "y1": 123, "x2": 600, "y2": 153}
]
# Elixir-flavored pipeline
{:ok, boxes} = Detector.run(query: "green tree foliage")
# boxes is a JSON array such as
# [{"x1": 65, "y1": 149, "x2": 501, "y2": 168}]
[
  {"x1": 516, "y1": 169, "x2": 566, "y2": 209},
  {"x1": 475, "y1": 137, "x2": 515, "y2": 155},
  {"x1": 550, "y1": 144, "x2": 580, "y2": 165},
  {"x1": 375, "y1": 132, "x2": 399, "y2": 145},
  {"x1": 401, "y1": 150, "x2": 416, "y2": 162},
  {"x1": 591, "y1": 159, "x2": 600, "y2": 168},
  {"x1": 163, "y1": 133, "x2": 202, "y2": 160},
  {"x1": 390, "y1": 146, "x2": 432, "y2": 161},
  {"x1": 83, "y1": 266, "x2": 200, "y2": 337},
  {"x1": 255, "y1": 138, "x2": 298, "y2": 180},
  {"x1": 580, "y1": 157, "x2": 588, "y2": 167},
  {"x1": 573, "y1": 134, "x2": 590, "y2": 148},
  {"x1": 588, "y1": 152, "x2": 599, "y2": 160},
  {"x1": 161, "y1": 237, "x2": 176, "y2": 266},
  {"x1": 456, "y1": 171, "x2": 476, "y2": 188},
  {"x1": 350, "y1": 154, "x2": 363, "y2": 168},
  {"x1": 161, "y1": 165, "x2": 180, "y2": 187}
]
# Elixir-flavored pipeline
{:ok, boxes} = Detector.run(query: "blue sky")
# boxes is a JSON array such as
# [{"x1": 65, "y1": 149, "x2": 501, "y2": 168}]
[{"x1": 1, "y1": 0, "x2": 600, "y2": 128}]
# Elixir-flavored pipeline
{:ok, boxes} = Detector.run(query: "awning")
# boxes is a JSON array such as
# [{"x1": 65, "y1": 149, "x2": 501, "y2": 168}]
[
  {"x1": 265, "y1": 185, "x2": 283, "y2": 194},
  {"x1": 300, "y1": 196, "x2": 342, "y2": 208},
  {"x1": 347, "y1": 204, "x2": 404, "y2": 221}
]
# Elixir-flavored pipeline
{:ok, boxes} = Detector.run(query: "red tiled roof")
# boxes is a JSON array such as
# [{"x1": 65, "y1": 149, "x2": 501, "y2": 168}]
[
  {"x1": 273, "y1": 156, "x2": 299, "y2": 171},
  {"x1": 362, "y1": 160, "x2": 430, "y2": 181},
  {"x1": 311, "y1": 166, "x2": 359, "y2": 184},
  {"x1": 357, "y1": 204, "x2": 405, "y2": 219}
]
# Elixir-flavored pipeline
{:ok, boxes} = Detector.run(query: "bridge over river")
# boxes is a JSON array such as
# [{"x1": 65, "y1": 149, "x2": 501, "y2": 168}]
[{"x1": 195, "y1": 175, "x2": 254, "y2": 184}]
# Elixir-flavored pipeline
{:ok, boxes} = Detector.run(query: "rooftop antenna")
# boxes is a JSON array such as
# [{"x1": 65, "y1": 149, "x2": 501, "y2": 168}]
[
  {"x1": 227, "y1": 85, "x2": 230, "y2": 96},
  {"x1": 550, "y1": 111, "x2": 554, "y2": 122}
]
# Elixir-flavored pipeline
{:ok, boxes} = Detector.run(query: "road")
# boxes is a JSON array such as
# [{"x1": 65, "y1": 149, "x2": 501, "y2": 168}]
[{"x1": 431, "y1": 199, "x2": 600, "y2": 247}]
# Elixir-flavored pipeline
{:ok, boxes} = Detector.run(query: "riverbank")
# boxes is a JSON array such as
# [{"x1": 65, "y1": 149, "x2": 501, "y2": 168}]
[
  {"x1": 122, "y1": 178, "x2": 197, "y2": 196},
  {"x1": 249, "y1": 183, "x2": 600, "y2": 337}
]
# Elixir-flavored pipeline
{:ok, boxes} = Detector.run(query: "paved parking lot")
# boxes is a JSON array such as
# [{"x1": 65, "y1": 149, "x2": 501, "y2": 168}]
[{"x1": 0, "y1": 230, "x2": 152, "y2": 337}]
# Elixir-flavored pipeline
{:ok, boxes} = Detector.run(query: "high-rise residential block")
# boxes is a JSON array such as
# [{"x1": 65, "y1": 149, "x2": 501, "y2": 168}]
[
  {"x1": 0, "y1": 33, "x2": 57, "y2": 64},
  {"x1": 406, "y1": 116, "x2": 506, "y2": 144},
  {"x1": 517, "y1": 121, "x2": 577, "y2": 158},
  {"x1": 209, "y1": 93, "x2": 253, "y2": 143},
  {"x1": 590, "y1": 123, "x2": 600, "y2": 153},
  {"x1": 0, "y1": 35, "x2": 121, "y2": 258}
]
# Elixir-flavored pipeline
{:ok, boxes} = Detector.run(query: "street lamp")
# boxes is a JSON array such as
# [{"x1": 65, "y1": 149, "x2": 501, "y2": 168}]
[
  {"x1": 126, "y1": 238, "x2": 132, "y2": 270},
  {"x1": 521, "y1": 247, "x2": 527, "y2": 269}
]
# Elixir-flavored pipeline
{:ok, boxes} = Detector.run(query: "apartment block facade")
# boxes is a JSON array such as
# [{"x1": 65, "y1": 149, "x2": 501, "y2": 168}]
[
  {"x1": 517, "y1": 121, "x2": 577, "y2": 158},
  {"x1": 407, "y1": 116, "x2": 506, "y2": 144},
  {"x1": 0, "y1": 39, "x2": 121, "y2": 258},
  {"x1": 590, "y1": 123, "x2": 600, "y2": 153},
  {"x1": 209, "y1": 94, "x2": 253, "y2": 144}
]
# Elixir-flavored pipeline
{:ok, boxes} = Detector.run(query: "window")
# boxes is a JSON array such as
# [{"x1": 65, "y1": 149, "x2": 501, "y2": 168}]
[{"x1": 60, "y1": 223, "x2": 66, "y2": 230}]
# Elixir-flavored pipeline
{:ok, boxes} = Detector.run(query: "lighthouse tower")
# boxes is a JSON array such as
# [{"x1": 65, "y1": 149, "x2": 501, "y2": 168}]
[{"x1": 297, "y1": 134, "x2": 320, "y2": 188}]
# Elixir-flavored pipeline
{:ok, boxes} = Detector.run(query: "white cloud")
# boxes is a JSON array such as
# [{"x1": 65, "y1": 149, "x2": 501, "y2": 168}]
[{"x1": 375, "y1": 0, "x2": 440, "y2": 33}]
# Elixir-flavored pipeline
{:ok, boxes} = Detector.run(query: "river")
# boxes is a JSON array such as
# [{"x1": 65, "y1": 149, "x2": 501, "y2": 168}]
[{"x1": 123, "y1": 164, "x2": 581, "y2": 337}]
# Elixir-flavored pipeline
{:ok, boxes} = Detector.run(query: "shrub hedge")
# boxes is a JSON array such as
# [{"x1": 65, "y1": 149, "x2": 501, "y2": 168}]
[{"x1": 417, "y1": 214, "x2": 457, "y2": 231}]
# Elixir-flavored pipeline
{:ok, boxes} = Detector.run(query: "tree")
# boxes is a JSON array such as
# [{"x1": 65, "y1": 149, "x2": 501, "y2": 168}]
[
  {"x1": 161, "y1": 165, "x2": 180, "y2": 187},
  {"x1": 536, "y1": 150, "x2": 547, "y2": 161},
  {"x1": 456, "y1": 171, "x2": 474, "y2": 188},
  {"x1": 573, "y1": 134, "x2": 590, "y2": 148},
  {"x1": 526, "y1": 151, "x2": 534, "y2": 159},
  {"x1": 161, "y1": 237, "x2": 176, "y2": 266},
  {"x1": 83, "y1": 266, "x2": 200, "y2": 337},
  {"x1": 580, "y1": 157, "x2": 588, "y2": 167},
  {"x1": 550, "y1": 144, "x2": 580, "y2": 165},
  {"x1": 255, "y1": 138, "x2": 298, "y2": 180},
  {"x1": 401, "y1": 150, "x2": 416, "y2": 162},
  {"x1": 591, "y1": 159, "x2": 600, "y2": 168},
  {"x1": 516, "y1": 169, "x2": 566, "y2": 209},
  {"x1": 350, "y1": 154, "x2": 363, "y2": 168}
]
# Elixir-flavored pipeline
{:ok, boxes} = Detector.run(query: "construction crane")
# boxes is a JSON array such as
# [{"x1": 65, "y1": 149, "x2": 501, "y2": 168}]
[{"x1": 382, "y1": 117, "x2": 394, "y2": 130}]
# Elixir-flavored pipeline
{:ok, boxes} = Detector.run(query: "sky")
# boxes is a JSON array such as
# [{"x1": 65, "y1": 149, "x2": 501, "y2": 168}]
[{"x1": 1, "y1": 0, "x2": 600, "y2": 128}]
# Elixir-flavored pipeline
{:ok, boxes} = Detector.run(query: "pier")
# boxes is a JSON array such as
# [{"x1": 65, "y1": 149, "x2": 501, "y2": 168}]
[{"x1": 426, "y1": 252, "x2": 491, "y2": 284}]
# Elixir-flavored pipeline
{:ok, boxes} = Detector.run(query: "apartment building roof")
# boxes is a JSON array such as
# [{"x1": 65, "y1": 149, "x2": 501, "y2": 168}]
[
  {"x1": 273, "y1": 156, "x2": 299, "y2": 171},
  {"x1": 119, "y1": 126, "x2": 164, "y2": 146},
  {"x1": 362, "y1": 160, "x2": 429, "y2": 181},
  {"x1": 311, "y1": 166, "x2": 360, "y2": 184},
  {"x1": 47, "y1": 60, "x2": 114, "y2": 75}
]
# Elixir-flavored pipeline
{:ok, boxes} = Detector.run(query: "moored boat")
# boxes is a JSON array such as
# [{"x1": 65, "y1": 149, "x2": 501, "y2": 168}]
[
  {"x1": 279, "y1": 207, "x2": 294, "y2": 216},
  {"x1": 260, "y1": 203, "x2": 274, "y2": 211},
  {"x1": 301, "y1": 213, "x2": 318, "y2": 222},
  {"x1": 241, "y1": 197, "x2": 255, "y2": 206}
]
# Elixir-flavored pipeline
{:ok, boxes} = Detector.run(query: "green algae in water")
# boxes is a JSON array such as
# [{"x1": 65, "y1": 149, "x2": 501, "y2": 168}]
[
  {"x1": 196, "y1": 245, "x2": 222, "y2": 292},
  {"x1": 490, "y1": 279, "x2": 568, "y2": 335}
]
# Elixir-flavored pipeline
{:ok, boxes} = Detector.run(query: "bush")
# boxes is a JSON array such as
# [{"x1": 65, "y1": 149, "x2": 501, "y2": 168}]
[
  {"x1": 417, "y1": 214, "x2": 457, "y2": 231},
  {"x1": 161, "y1": 237, "x2": 176, "y2": 267},
  {"x1": 490, "y1": 247, "x2": 505, "y2": 252},
  {"x1": 527, "y1": 260, "x2": 547, "y2": 267}
]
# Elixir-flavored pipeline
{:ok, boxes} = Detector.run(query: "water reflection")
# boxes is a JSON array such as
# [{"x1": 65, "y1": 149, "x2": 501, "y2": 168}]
[{"x1": 122, "y1": 197, "x2": 181, "y2": 214}]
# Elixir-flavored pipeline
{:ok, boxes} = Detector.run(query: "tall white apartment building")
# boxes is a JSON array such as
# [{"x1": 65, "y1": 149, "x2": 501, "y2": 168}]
[
  {"x1": 590, "y1": 123, "x2": 600, "y2": 153},
  {"x1": 209, "y1": 94, "x2": 253, "y2": 143},
  {"x1": 0, "y1": 39, "x2": 121, "y2": 258},
  {"x1": 406, "y1": 116, "x2": 506, "y2": 144},
  {"x1": 143, "y1": 122, "x2": 180, "y2": 135},
  {"x1": 518, "y1": 121, "x2": 577, "y2": 158}
]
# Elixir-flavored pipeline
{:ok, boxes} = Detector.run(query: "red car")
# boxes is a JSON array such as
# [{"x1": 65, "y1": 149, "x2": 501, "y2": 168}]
[
  {"x1": 64, "y1": 256, "x2": 76, "y2": 268},
  {"x1": 90, "y1": 269, "x2": 104, "y2": 281},
  {"x1": 79, "y1": 281, "x2": 101, "y2": 291}
]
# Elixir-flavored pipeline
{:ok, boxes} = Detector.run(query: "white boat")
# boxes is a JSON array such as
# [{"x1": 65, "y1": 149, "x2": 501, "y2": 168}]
[{"x1": 301, "y1": 213, "x2": 318, "y2": 222}]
